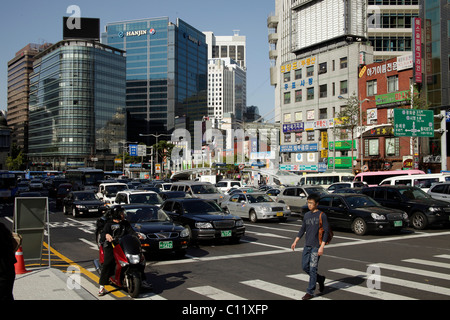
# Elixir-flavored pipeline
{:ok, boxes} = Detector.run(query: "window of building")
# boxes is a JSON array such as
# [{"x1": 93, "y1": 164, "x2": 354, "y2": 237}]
[
  {"x1": 307, "y1": 87, "x2": 314, "y2": 100},
  {"x1": 367, "y1": 80, "x2": 377, "y2": 96},
  {"x1": 318, "y1": 62, "x2": 327, "y2": 75},
  {"x1": 387, "y1": 75, "x2": 398, "y2": 92},
  {"x1": 306, "y1": 66, "x2": 314, "y2": 77},
  {"x1": 295, "y1": 111, "x2": 302, "y2": 122},
  {"x1": 284, "y1": 133, "x2": 291, "y2": 143},
  {"x1": 386, "y1": 138, "x2": 397, "y2": 156},
  {"x1": 295, "y1": 69, "x2": 302, "y2": 80},
  {"x1": 340, "y1": 57, "x2": 348, "y2": 69},
  {"x1": 319, "y1": 108, "x2": 327, "y2": 119},
  {"x1": 284, "y1": 72, "x2": 291, "y2": 82},
  {"x1": 295, "y1": 89, "x2": 302, "y2": 102},
  {"x1": 284, "y1": 113, "x2": 291, "y2": 123},
  {"x1": 340, "y1": 80, "x2": 348, "y2": 94},
  {"x1": 284, "y1": 92, "x2": 291, "y2": 104},
  {"x1": 319, "y1": 84, "x2": 327, "y2": 98},
  {"x1": 295, "y1": 132, "x2": 302, "y2": 143},
  {"x1": 307, "y1": 131, "x2": 315, "y2": 141}
]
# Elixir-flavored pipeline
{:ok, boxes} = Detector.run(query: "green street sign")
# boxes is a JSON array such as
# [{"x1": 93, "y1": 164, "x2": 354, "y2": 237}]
[{"x1": 394, "y1": 109, "x2": 434, "y2": 137}]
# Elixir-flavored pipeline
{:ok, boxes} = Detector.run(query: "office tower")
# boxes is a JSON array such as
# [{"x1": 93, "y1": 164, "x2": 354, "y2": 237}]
[
  {"x1": 28, "y1": 40, "x2": 126, "y2": 170},
  {"x1": 103, "y1": 17, "x2": 208, "y2": 144},
  {"x1": 7, "y1": 43, "x2": 52, "y2": 152}
]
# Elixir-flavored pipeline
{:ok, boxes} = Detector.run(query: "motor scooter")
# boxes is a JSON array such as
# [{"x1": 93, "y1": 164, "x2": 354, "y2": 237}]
[{"x1": 94, "y1": 233, "x2": 146, "y2": 298}]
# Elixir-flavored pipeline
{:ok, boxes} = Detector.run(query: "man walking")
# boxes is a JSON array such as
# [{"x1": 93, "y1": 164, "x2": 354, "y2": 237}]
[{"x1": 291, "y1": 193, "x2": 329, "y2": 300}]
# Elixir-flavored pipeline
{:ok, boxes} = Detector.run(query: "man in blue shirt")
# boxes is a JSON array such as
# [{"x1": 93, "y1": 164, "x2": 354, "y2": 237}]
[{"x1": 291, "y1": 193, "x2": 329, "y2": 300}]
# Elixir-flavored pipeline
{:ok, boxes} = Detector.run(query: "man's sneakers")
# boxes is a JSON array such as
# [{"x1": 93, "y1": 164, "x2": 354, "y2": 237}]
[{"x1": 98, "y1": 286, "x2": 108, "y2": 296}]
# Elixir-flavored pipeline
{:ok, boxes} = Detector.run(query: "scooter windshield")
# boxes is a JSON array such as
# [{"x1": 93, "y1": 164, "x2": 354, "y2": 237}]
[{"x1": 119, "y1": 234, "x2": 141, "y2": 255}]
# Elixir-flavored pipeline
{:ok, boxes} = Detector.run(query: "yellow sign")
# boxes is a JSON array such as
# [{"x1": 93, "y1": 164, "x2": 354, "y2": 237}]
[
  {"x1": 321, "y1": 149, "x2": 328, "y2": 158},
  {"x1": 281, "y1": 57, "x2": 316, "y2": 73},
  {"x1": 321, "y1": 132, "x2": 328, "y2": 149},
  {"x1": 359, "y1": 66, "x2": 367, "y2": 78}
]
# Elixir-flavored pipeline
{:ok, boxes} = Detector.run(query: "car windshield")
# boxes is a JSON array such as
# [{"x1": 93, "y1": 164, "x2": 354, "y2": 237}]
[
  {"x1": 75, "y1": 192, "x2": 97, "y2": 201},
  {"x1": 183, "y1": 201, "x2": 224, "y2": 215},
  {"x1": 190, "y1": 184, "x2": 219, "y2": 194},
  {"x1": 246, "y1": 194, "x2": 274, "y2": 203},
  {"x1": 345, "y1": 195, "x2": 379, "y2": 208},
  {"x1": 305, "y1": 187, "x2": 328, "y2": 195},
  {"x1": 129, "y1": 193, "x2": 163, "y2": 205},
  {"x1": 399, "y1": 188, "x2": 431, "y2": 200},
  {"x1": 125, "y1": 207, "x2": 171, "y2": 223},
  {"x1": 105, "y1": 185, "x2": 128, "y2": 196}
]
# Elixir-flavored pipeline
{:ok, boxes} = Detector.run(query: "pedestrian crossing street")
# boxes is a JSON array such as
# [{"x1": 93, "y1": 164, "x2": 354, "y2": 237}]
[{"x1": 138, "y1": 254, "x2": 450, "y2": 300}]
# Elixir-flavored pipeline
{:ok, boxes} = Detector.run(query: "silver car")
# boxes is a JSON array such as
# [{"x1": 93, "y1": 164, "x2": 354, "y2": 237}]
[
  {"x1": 276, "y1": 186, "x2": 328, "y2": 214},
  {"x1": 222, "y1": 192, "x2": 291, "y2": 222},
  {"x1": 427, "y1": 182, "x2": 450, "y2": 203}
]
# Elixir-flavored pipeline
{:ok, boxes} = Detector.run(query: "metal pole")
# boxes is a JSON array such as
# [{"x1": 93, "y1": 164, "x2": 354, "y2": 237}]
[{"x1": 441, "y1": 110, "x2": 447, "y2": 171}]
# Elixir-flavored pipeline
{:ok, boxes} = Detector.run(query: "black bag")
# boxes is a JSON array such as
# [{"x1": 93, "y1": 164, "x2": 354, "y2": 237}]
[{"x1": 319, "y1": 212, "x2": 333, "y2": 245}]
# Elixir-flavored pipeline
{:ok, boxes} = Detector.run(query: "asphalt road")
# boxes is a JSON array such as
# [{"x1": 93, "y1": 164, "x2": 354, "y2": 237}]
[{"x1": 2, "y1": 198, "x2": 450, "y2": 302}]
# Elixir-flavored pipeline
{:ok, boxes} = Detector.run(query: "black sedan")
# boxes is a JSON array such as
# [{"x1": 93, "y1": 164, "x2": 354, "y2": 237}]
[
  {"x1": 301, "y1": 193, "x2": 409, "y2": 236},
  {"x1": 63, "y1": 191, "x2": 104, "y2": 217},
  {"x1": 161, "y1": 198, "x2": 245, "y2": 244},
  {"x1": 95, "y1": 204, "x2": 189, "y2": 258}
]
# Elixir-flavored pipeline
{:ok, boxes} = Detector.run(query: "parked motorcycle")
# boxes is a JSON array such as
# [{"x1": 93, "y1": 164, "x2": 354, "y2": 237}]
[{"x1": 94, "y1": 233, "x2": 146, "y2": 298}]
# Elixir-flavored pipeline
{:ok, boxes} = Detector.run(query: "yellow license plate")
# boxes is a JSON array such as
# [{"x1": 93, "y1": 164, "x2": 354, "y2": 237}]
[{"x1": 276, "y1": 212, "x2": 283, "y2": 217}]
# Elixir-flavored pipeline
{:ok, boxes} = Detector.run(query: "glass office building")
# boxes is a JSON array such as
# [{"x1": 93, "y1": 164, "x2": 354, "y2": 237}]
[
  {"x1": 103, "y1": 17, "x2": 207, "y2": 144},
  {"x1": 28, "y1": 40, "x2": 126, "y2": 170}
]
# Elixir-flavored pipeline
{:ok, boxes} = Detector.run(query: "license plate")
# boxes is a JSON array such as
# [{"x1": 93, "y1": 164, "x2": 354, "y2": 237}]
[
  {"x1": 221, "y1": 230, "x2": 232, "y2": 237},
  {"x1": 89, "y1": 209, "x2": 98, "y2": 212},
  {"x1": 394, "y1": 221, "x2": 402, "y2": 227},
  {"x1": 276, "y1": 212, "x2": 283, "y2": 217},
  {"x1": 159, "y1": 241, "x2": 173, "y2": 249}
]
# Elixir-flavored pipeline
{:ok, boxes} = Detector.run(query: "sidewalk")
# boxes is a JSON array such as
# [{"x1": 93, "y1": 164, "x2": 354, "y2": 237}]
[{"x1": 13, "y1": 267, "x2": 111, "y2": 300}]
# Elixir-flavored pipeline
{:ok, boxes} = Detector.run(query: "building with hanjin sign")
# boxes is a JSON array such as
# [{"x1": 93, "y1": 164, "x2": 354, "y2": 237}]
[{"x1": 358, "y1": 56, "x2": 417, "y2": 171}]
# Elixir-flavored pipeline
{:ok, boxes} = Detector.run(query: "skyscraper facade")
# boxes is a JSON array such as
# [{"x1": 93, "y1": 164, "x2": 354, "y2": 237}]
[
  {"x1": 103, "y1": 17, "x2": 208, "y2": 144},
  {"x1": 28, "y1": 40, "x2": 126, "y2": 170}
]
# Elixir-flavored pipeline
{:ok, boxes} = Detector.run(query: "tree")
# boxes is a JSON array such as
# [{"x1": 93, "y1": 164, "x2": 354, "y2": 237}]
[
  {"x1": 336, "y1": 93, "x2": 365, "y2": 173},
  {"x1": 153, "y1": 140, "x2": 175, "y2": 175},
  {"x1": 6, "y1": 144, "x2": 26, "y2": 171}
]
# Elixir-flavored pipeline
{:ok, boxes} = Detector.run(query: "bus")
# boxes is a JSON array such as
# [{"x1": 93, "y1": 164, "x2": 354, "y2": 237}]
[
  {"x1": 65, "y1": 168, "x2": 104, "y2": 190},
  {"x1": 354, "y1": 169, "x2": 425, "y2": 186},
  {"x1": 298, "y1": 172, "x2": 355, "y2": 189},
  {"x1": 379, "y1": 173, "x2": 450, "y2": 191},
  {"x1": 0, "y1": 171, "x2": 18, "y2": 202}
]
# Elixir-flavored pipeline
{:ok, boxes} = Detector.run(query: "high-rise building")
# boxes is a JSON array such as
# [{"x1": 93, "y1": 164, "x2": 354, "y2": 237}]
[
  {"x1": 204, "y1": 31, "x2": 246, "y2": 69},
  {"x1": 269, "y1": 0, "x2": 374, "y2": 173},
  {"x1": 206, "y1": 58, "x2": 246, "y2": 122},
  {"x1": 7, "y1": 43, "x2": 52, "y2": 152},
  {"x1": 28, "y1": 40, "x2": 126, "y2": 170},
  {"x1": 367, "y1": 0, "x2": 419, "y2": 62},
  {"x1": 103, "y1": 17, "x2": 208, "y2": 145}
]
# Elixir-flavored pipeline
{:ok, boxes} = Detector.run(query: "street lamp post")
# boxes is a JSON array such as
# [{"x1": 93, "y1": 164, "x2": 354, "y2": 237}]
[
  {"x1": 122, "y1": 141, "x2": 138, "y2": 176},
  {"x1": 139, "y1": 133, "x2": 171, "y2": 177}
]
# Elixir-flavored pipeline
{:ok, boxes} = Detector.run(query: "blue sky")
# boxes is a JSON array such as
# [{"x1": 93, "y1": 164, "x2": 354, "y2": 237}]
[{"x1": 0, "y1": 0, "x2": 276, "y2": 120}]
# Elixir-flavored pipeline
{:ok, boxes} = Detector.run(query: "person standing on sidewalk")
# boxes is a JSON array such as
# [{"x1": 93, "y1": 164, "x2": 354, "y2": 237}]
[
  {"x1": 291, "y1": 193, "x2": 329, "y2": 300},
  {"x1": 0, "y1": 222, "x2": 16, "y2": 301}
]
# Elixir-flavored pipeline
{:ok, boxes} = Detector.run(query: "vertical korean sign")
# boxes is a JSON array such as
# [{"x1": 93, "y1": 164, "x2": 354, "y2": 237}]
[{"x1": 412, "y1": 18, "x2": 422, "y2": 83}]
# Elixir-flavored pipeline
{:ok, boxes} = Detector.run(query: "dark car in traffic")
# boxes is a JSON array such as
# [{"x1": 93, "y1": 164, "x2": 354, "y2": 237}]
[
  {"x1": 361, "y1": 186, "x2": 450, "y2": 230},
  {"x1": 300, "y1": 193, "x2": 409, "y2": 235},
  {"x1": 161, "y1": 198, "x2": 245, "y2": 244},
  {"x1": 63, "y1": 191, "x2": 104, "y2": 217},
  {"x1": 95, "y1": 204, "x2": 189, "y2": 258}
]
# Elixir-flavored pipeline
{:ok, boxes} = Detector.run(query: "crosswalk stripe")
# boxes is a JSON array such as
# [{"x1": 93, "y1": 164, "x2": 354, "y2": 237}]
[
  {"x1": 241, "y1": 279, "x2": 330, "y2": 300},
  {"x1": 377, "y1": 263, "x2": 450, "y2": 281},
  {"x1": 331, "y1": 268, "x2": 450, "y2": 297},
  {"x1": 403, "y1": 258, "x2": 450, "y2": 269},
  {"x1": 287, "y1": 273, "x2": 415, "y2": 300},
  {"x1": 434, "y1": 254, "x2": 450, "y2": 260},
  {"x1": 188, "y1": 286, "x2": 246, "y2": 300}
]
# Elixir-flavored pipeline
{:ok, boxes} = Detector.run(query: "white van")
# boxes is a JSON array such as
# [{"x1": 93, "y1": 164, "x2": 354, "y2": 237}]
[
  {"x1": 216, "y1": 179, "x2": 242, "y2": 193},
  {"x1": 298, "y1": 172, "x2": 355, "y2": 189},
  {"x1": 97, "y1": 182, "x2": 129, "y2": 204},
  {"x1": 379, "y1": 173, "x2": 450, "y2": 192}
]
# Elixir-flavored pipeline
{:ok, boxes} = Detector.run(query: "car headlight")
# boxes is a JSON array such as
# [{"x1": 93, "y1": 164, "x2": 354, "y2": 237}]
[
  {"x1": 76, "y1": 205, "x2": 86, "y2": 209},
  {"x1": 137, "y1": 232, "x2": 147, "y2": 240},
  {"x1": 180, "y1": 228, "x2": 190, "y2": 238},
  {"x1": 195, "y1": 222, "x2": 214, "y2": 229},
  {"x1": 235, "y1": 219, "x2": 244, "y2": 227},
  {"x1": 371, "y1": 213, "x2": 386, "y2": 220},
  {"x1": 429, "y1": 207, "x2": 443, "y2": 213},
  {"x1": 285, "y1": 205, "x2": 290, "y2": 210},
  {"x1": 402, "y1": 212, "x2": 409, "y2": 220}
]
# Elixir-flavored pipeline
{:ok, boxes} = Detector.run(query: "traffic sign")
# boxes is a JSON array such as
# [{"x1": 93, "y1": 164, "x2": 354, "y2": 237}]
[
  {"x1": 129, "y1": 144, "x2": 138, "y2": 156},
  {"x1": 393, "y1": 109, "x2": 434, "y2": 137}
]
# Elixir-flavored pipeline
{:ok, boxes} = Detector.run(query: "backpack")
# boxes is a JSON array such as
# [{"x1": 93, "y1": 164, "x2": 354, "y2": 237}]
[{"x1": 319, "y1": 212, "x2": 333, "y2": 245}]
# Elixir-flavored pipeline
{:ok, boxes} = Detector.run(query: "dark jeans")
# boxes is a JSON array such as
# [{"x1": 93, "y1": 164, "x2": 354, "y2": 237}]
[
  {"x1": 99, "y1": 245, "x2": 115, "y2": 286},
  {"x1": 302, "y1": 246, "x2": 325, "y2": 295}
]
